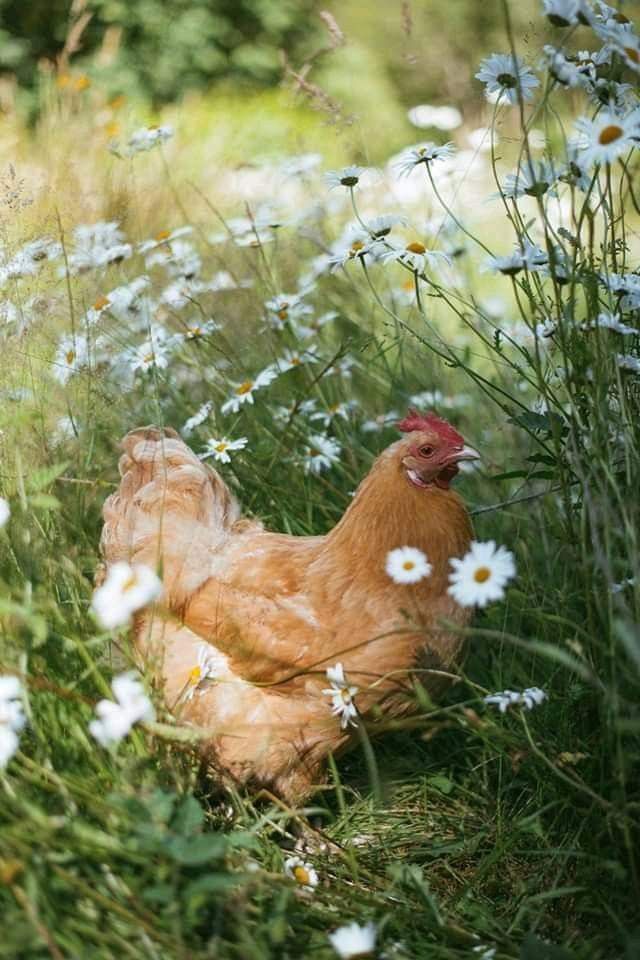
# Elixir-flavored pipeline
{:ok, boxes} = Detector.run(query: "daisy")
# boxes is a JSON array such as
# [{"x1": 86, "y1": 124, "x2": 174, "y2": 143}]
[
  {"x1": 130, "y1": 337, "x2": 171, "y2": 373},
  {"x1": 0, "y1": 675, "x2": 25, "y2": 769},
  {"x1": 543, "y1": 0, "x2": 582, "y2": 27},
  {"x1": 329, "y1": 234, "x2": 385, "y2": 271},
  {"x1": 181, "y1": 319, "x2": 220, "y2": 341},
  {"x1": 221, "y1": 366, "x2": 279, "y2": 414},
  {"x1": 617, "y1": 353, "x2": 640, "y2": 372},
  {"x1": 502, "y1": 160, "x2": 558, "y2": 199},
  {"x1": 65, "y1": 221, "x2": 132, "y2": 273},
  {"x1": 407, "y1": 103, "x2": 462, "y2": 130},
  {"x1": 328, "y1": 921, "x2": 377, "y2": 959},
  {"x1": 365, "y1": 214, "x2": 407, "y2": 239},
  {"x1": 361, "y1": 410, "x2": 400, "y2": 433},
  {"x1": 125, "y1": 125, "x2": 174, "y2": 155},
  {"x1": 475, "y1": 53, "x2": 540, "y2": 105},
  {"x1": 275, "y1": 347, "x2": 319, "y2": 373},
  {"x1": 325, "y1": 165, "x2": 366, "y2": 189},
  {"x1": 0, "y1": 497, "x2": 10, "y2": 527},
  {"x1": 574, "y1": 111, "x2": 640, "y2": 167},
  {"x1": 484, "y1": 686, "x2": 547, "y2": 712},
  {"x1": 302, "y1": 435, "x2": 341, "y2": 474},
  {"x1": 137, "y1": 226, "x2": 193, "y2": 254},
  {"x1": 264, "y1": 293, "x2": 313, "y2": 329},
  {"x1": 588, "y1": 311, "x2": 639, "y2": 334},
  {"x1": 395, "y1": 142, "x2": 456, "y2": 177},
  {"x1": 53, "y1": 334, "x2": 91, "y2": 384},
  {"x1": 284, "y1": 856, "x2": 319, "y2": 892},
  {"x1": 310, "y1": 400, "x2": 357, "y2": 428},
  {"x1": 91, "y1": 562, "x2": 162, "y2": 630},
  {"x1": 200, "y1": 436, "x2": 248, "y2": 464},
  {"x1": 448, "y1": 540, "x2": 516, "y2": 608},
  {"x1": 385, "y1": 546, "x2": 432, "y2": 585},
  {"x1": 183, "y1": 401, "x2": 213, "y2": 435},
  {"x1": 381, "y1": 240, "x2": 451, "y2": 273},
  {"x1": 323, "y1": 663, "x2": 359, "y2": 729},
  {"x1": 183, "y1": 643, "x2": 218, "y2": 702},
  {"x1": 89, "y1": 672, "x2": 155, "y2": 747}
]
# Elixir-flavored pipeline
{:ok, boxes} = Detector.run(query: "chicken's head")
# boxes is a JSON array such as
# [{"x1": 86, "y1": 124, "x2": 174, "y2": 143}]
[{"x1": 397, "y1": 409, "x2": 478, "y2": 490}]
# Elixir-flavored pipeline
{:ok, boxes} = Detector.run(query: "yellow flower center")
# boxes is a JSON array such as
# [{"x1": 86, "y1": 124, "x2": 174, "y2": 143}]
[
  {"x1": 143, "y1": 353, "x2": 154, "y2": 364},
  {"x1": 155, "y1": 230, "x2": 171, "y2": 241},
  {"x1": 624, "y1": 46, "x2": 640, "y2": 64},
  {"x1": 402, "y1": 560, "x2": 416, "y2": 571},
  {"x1": 188, "y1": 665, "x2": 202, "y2": 685},
  {"x1": 109, "y1": 95, "x2": 126, "y2": 110},
  {"x1": 65, "y1": 350, "x2": 75, "y2": 365},
  {"x1": 293, "y1": 866, "x2": 310, "y2": 885},
  {"x1": 350, "y1": 241, "x2": 365, "y2": 254},
  {"x1": 74, "y1": 75, "x2": 91, "y2": 92},
  {"x1": 214, "y1": 442, "x2": 228, "y2": 453},
  {"x1": 277, "y1": 308, "x2": 288, "y2": 320},
  {"x1": 289, "y1": 356, "x2": 301, "y2": 365},
  {"x1": 93, "y1": 295, "x2": 110, "y2": 311},
  {"x1": 236, "y1": 380, "x2": 254, "y2": 395},
  {"x1": 309, "y1": 448, "x2": 320, "y2": 458},
  {"x1": 329, "y1": 403, "x2": 340, "y2": 413},
  {"x1": 122, "y1": 574, "x2": 139, "y2": 593},
  {"x1": 474, "y1": 566, "x2": 491, "y2": 583},
  {"x1": 105, "y1": 121, "x2": 120, "y2": 138},
  {"x1": 406, "y1": 241, "x2": 426, "y2": 254},
  {"x1": 599, "y1": 124, "x2": 623, "y2": 146},
  {"x1": 340, "y1": 687, "x2": 353, "y2": 704},
  {"x1": 402, "y1": 278, "x2": 414, "y2": 291}
]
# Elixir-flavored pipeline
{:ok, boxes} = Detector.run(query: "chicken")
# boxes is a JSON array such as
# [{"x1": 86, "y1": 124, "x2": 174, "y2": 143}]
[{"x1": 99, "y1": 410, "x2": 476, "y2": 801}]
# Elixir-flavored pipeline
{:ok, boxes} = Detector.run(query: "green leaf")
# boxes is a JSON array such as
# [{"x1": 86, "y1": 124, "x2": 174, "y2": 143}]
[
  {"x1": 165, "y1": 834, "x2": 227, "y2": 864},
  {"x1": 426, "y1": 774, "x2": 454, "y2": 795},
  {"x1": 520, "y1": 932, "x2": 575, "y2": 960}
]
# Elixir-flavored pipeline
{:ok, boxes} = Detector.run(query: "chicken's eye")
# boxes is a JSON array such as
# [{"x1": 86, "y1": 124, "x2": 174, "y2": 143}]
[{"x1": 419, "y1": 445, "x2": 434, "y2": 457}]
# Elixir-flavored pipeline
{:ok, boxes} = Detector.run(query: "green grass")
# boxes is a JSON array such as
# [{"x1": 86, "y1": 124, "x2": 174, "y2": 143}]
[{"x1": 1, "y1": 8, "x2": 640, "y2": 958}]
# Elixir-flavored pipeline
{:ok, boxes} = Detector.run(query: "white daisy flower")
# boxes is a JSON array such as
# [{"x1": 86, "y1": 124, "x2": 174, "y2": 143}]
[
  {"x1": 264, "y1": 293, "x2": 313, "y2": 329},
  {"x1": 200, "y1": 436, "x2": 248, "y2": 464},
  {"x1": 53, "y1": 334, "x2": 92, "y2": 384},
  {"x1": 407, "y1": 104, "x2": 462, "y2": 130},
  {"x1": 484, "y1": 686, "x2": 547, "y2": 713},
  {"x1": 364, "y1": 214, "x2": 407, "y2": 239},
  {"x1": 448, "y1": 540, "x2": 516, "y2": 608},
  {"x1": 89, "y1": 672, "x2": 155, "y2": 747},
  {"x1": 130, "y1": 336, "x2": 171, "y2": 373},
  {"x1": 2, "y1": 238, "x2": 62, "y2": 280},
  {"x1": 381, "y1": 240, "x2": 451, "y2": 274},
  {"x1": 275, "y1": 347, "x2": 319, "y2": 373},
  {"x1": 181, "y1": 319, "x2": 220, "y2": 341},
  {"x1": 0, "y1": 497, "x2": 10, "y2": 527},
  {"x1": 310, "y1": 400, "x2": 357, "y2": 428},
  {"x1": 325, "y1": 165, "x2": 366, "y2": 189},
  {"x1": 183, "y1": 643, "x2": 218, "y2": 702},
  {"x1": 322, "y1": 663, "x2": 359, "y2": 729},
  {"x1": 294, "y1": 310, "x2": 338, "y2": 340},
  {"x1": 64, "y1": 221, "x2": 132, "y2": 274},
  {"x1": 502, "y1": 160, "x2": 558, "y2": 199},
  {"x1": 587, "y1": 311, "x2": 639, "y2": 335},
  {"x1": 328, "y1": 921, "x2": 377, "y2": 959},
  {"x1": 395, "y1": 142, "x2": 456, "y2": 177},
  {"x1": 0, "y1": 675, "x2": 26, "y2": 768},
  {"x1": 284, "y1": 856, "x2": 319, "y2": 891},
  {"x1": 385, "y1": 546, "x2": 432, "y2": 585},
  {"x1": 617, "y1": 353, "x2": 640, "y2": 373},
  {"x1": 221, "y1": 366, "x2": 279, "y2": 414},
  {"x1": 137, "y1": 226, "x2": 193, "y2": 254},
  {"x1": 574, "y1": 111, "x2": 640, "y2": 167},
  {"x1": 485, "y1": 242, "x2": 548, "y2": 276},
  {"x1": 124, "y1": 125, "x2": 174, "y2": 155},
  {"x1": 183, "y1": 401, "x2": 213, "y2": 435},
  {"x1": 361, "y1": 410, "x2": 400, "y2": 433},
  {"x1": 543, "y1": 0, "x2": 582, "y2": 27},
  {"x1": 612, "y1": 576, "x2": 635, "y2": 594},
  {"x1": 302, "y1": 434, "x2": 342, "y2": 474},
  {"x1": 329, "y1": 234, "x2": 386, "y2": 271},
  {"x1": 91, "y1": 562, "x2": 162, "y2": 630},
  {"x1": 475, "y1": 53, "x2": 540, "y2": 105}
]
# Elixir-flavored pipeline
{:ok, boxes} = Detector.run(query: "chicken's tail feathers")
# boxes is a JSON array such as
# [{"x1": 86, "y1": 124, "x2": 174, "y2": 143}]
[{"x1": 100, "y1": 425, "x2": 243, "y2": 606}]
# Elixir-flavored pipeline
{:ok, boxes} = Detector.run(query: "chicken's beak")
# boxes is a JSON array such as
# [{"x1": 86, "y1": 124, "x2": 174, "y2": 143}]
[{"x1": 448, "y1": 444, "x2": 480, "y2": 464}]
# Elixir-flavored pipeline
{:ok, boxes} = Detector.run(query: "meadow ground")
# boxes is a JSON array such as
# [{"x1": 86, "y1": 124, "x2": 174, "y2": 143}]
[{"x1": 0, "y1": 3, "x2": 640, "y2": 958}]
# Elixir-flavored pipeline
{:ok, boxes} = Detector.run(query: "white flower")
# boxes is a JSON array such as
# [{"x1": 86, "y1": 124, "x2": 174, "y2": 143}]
[
  {"x1": 1, "y1": 238, "x2": 62, "y2": 281},
  {"x1": 395, "y1": 142, "x2": 456, "y2": 177},
  {"x1": 587, "y1": 311, "x2": 639, "y2": 335},
  {"x1": 221, "y1": 367, "x2": 279, "y2": 414},
  {"x1": 364, "y1": 214, "x2": 407, "y2": 239},
  {"x1": 302, "y1": 435, "x2": 341, "y2": 474},
  {"x1": 310, "y1": 401, "x2": 357, "y2": 428},
  {"x1": 183, "y1": 401, "x2": 213, "y2": 435},
  {"x1": 284, "y1": 856, "x2": 319, "y2": 891},
  {"x1": 0, "y1": 675, "x2": 25, "y2": 768},
  {"x1": 475, "y1": 53, "x2": 540, "y2": 105},
  {"x1": 323, "y1": 663, "x2": 359, "y2": 729},
  {"x1": 381, "y1": 240, "x2": 451, "y2": 274},
  {"x1": 0, "y1": 497, "x2": 10, "y2": 527},
  {"x1": 53, "y1": 334, "x2": 92, "y2": 384},
  {"x1": 89, "y1": 672, "x2": 155, "y2": 747},
  {"x1": 275, "y1": 347, "x2": 319, "y2": 373},
  {"x1": 91, "y1": 562, "x2": 162, "y2": 630},
  {"x1": 264, "y1": 293, "x2": 313, "y2": 329},
  {"x1": 328, "y1": 921, "x2": 377, "y2": 958},
  {"x1": 328, "y1": 233, "x2": 386, "y2": 271},
  {"x1": 325, "y1": 165, "x2": 366, "y2": 189},
  {"x1": 501, "y1": 160, "x2": 558, "y2": 199},
  {"x1": 124, "y1": 125, "x2": 174, "y2": 156},
  {"x1": 574, "y1": 111, "x2": 640, "y2": 168},
  {"x1": 361, "y1": 411, "x2": 400, "y2": 433},
  {"x1": 485, "y1": 242, "x2": 548, "y2": 276},
  {"x1": 200, "y1": 436, "x2": 248, "y2": 464},
  {"x1": 612, "y1": 576, "x2": 635, "y2": 594},
  {"x1": 386, "y1": 546, "x2": 432, "y2": 585},
  {"x1": 64, "y1": 222, "x2": 132, "y2": 274},
  {"x1": 129, "y1": 336, "x2": 171, "y2": 373},
  {"x1": 181, "y1": 319, "x2": 220, "y2": 341},
  {"x1": 484, "y1": 686, "x2": 547, "y2": 713},
  {"x1": 617, "y1": 353, "x2": 640, "y2": 373},
  {"x1": 448, "y1": 540, "x2": 516, "y2": 608},
  {"x1": 138, "y1": 226, "x2": 192, "y2": 254},
  {"x1": 407, "y1": 104, "x2": 462, "y2": 130},
  {"x1": 543, "y1": 0, "x2": 582, "y2": 27},
  {"x1": 183, "y1": 643, "x2": 218, "y2": 701}
]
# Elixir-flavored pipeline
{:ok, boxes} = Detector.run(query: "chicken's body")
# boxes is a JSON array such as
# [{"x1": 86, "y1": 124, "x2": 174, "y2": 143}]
[{"x1": 100, "y1": 416, "x2": 474, "y2": 800}]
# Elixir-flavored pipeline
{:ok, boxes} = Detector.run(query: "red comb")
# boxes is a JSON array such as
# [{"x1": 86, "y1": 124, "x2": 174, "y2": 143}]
[{"x1": 398, "y1": 409, "x2": 464, "y2": 445}]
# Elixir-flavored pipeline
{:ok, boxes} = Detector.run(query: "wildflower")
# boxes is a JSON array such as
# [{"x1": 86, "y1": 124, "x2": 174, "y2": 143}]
[
  {"x1": 181, "y1": 319, "x2": 220, "y2": 341},
  {"x1": 328, "y1": 921, "x2": 377, "y2": 958},
  {"x1": 89, "y1": 672, "x2": 155, "y2": 747},
  {"x1": 395, "y1": 142, "x2": 456, "y2": 177},
  {"x1": 381, "y1": 240, "x2": 451, "y2": 274},
  {"x1": 310, "y1": 401, "x2": 357, "y2": 428},
  {"x1": 407, "y1": 104, "x2": 462, "y2": 130},
  {"x1": 53, "y1": 334, "x2": 92, "y2": 384},
  {"x1": 284, "y1": 856, "x2": 319, "y2": 892},
  {"x1": 138, "y1": 226, "x2": 193, "y2": 254},
  {"x1": 543, "y1": 0, "x2": 582, "y2": 27},
  {"x1": 329, "y1": 233, "x2": 385, "y2": 271},
  {"x1": 1, "y1": 238, "x2": 62, "y2": 281},
  {"x1": 475, "y1": 53, "x2": 540, "y2": 105},
  {"x1": 617, "y1": 353, "x2": 640, "y2": 373},
  {"x1": 361, "y1": 411, "x2": 400, "y2": 432},
  {"x1": 183, "y1": 643, "x2": 218, "y2": 701},
  {"x1": 129, "y1": 336, "x2": 171, "y2": 373},
  {"x1": 124, "y1": 125, "x2": 174, "y2": 156},
  {"x1": 364, "y1": 214, "x2": 407, "y2": 240},
  {"x1": 484, "y1": 687, "x2": 547, "y2": 712},
  {"x1": 0, "y1": 676, "x2": 25, "y2": 769},
  {"x1": 448, "y1": 541, "x2": 516, "y2": 608},
  {"x1": 502, "y1": 160, "x2": 558, "y2": 199},
  {"x1": 325, "y1": 165, "x2": 366, "y2": 189},
  {"x1": 574, "y1": 111, "x2": 640, "y2": 167},
  {"x1": 485, "y1": 242, "x2": 548, "y2": 276},
  {"x1": 99, "y1": 276, "x2": 151, "y2": 323},
  {"x1": 221, "y1": 367, "x2": 279, "y2": 414},
  {"x1": 386, "y1": 546, "x2": 432, "y2": 584},
  {"x1": 264, "y1": 293, "x2": 313, "y2": 329},
  {"x1": 302, "y1": 435, "x2": 342, "y2": 474},
  {"x1": 612, "y1": 576, "x2": 635, "y2": 594},
  {"x1": 275, "y1": 347, "x2": 319, "y2": 373},
  {"x1": 0, "y1": 497, "x2": 10, "y2": 527},
  {"x1": 323, "y1": 663, "x2": 359, "y2": 729},
  {"x1": 183, "y1": 401, "x2": 213, "y2": 435},
  {"x1": 91, "y1": 562, "x2": 162, "y2": 630},
  {"x1": 200, "y1": 436, "x2": 248, "y2": 464},
  {"x1": 587, "y1": 311, "x2": 639, "y2": 334},
  {"x1": 297, "y1": 310, "x2": 338, "y2": 340}
]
